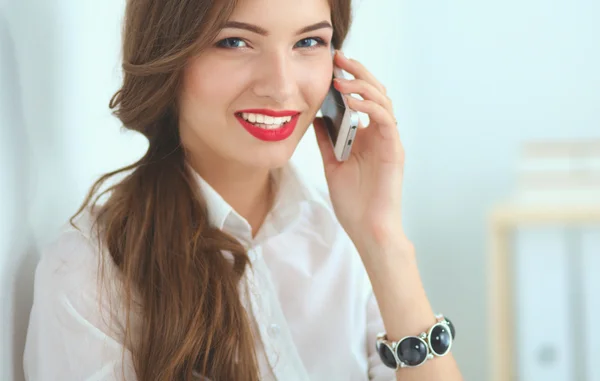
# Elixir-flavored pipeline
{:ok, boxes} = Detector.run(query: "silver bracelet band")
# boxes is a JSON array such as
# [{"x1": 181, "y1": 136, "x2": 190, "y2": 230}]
[{"x1": 375, "y1": 314, "x2": 456, "y2": 370}]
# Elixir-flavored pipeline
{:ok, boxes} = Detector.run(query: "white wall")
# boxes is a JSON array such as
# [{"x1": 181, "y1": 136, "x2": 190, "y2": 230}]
[
  {"x1": 390, "y1": 1, "x2": 599, "y2": 380},
  {"x1": 2, "y1": 0, "x2": 599, "y2": 380},
  {"x1": 1, "y1": 5, "x2": 31, "y2": 381},
  {"x1": 1, "y1": 1, "x2": 144, "y2": 380}
]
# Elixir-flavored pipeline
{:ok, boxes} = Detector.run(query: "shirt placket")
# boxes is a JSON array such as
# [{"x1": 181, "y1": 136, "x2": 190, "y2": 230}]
[
  {"x1": 246, "y1": 245, "x2": 311, "y2": 381},
  {"x1": 245, "y1": 246, "x2": 280, "y2": 367}
]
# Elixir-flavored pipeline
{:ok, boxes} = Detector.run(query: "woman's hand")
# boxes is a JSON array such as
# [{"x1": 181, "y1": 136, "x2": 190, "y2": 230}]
[{"x1": 314, "y1": 50, "x2": 406, "y2": 252}]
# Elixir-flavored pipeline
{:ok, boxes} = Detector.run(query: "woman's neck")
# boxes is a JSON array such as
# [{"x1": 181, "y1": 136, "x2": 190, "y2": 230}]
[{"x1": 188, "y1": 155, "x2": 275, "y2": 237}]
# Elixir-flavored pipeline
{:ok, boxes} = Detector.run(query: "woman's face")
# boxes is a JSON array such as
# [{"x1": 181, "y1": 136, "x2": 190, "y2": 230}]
[{"x1": 179, "y1": 0, "x2": 334, "y2": 169}]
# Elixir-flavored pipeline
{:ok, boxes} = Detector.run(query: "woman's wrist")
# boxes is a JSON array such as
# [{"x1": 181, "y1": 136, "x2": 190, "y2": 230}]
[{"x1": 354, "y1": 228, "x2": 436, "y2": 340}]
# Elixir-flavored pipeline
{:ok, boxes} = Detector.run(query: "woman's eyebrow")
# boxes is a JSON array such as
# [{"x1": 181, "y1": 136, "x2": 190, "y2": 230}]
[{"x1": 221, "y1": 20, "x2": 333, "y2": 36}]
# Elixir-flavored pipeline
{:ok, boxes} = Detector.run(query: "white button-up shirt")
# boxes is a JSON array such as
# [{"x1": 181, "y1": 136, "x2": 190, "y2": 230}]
[{"x1": 23, "y1": 162, "x2": 395, "y2": 381}]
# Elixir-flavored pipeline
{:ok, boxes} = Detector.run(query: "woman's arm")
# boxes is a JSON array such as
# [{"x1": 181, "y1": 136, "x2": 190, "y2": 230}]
[
  {"x1": 313, "y1": 50, "x2": 464, "y2": 381},
  {"x1": 357, "y1": 234, "x2": 463, "y2": 381}
]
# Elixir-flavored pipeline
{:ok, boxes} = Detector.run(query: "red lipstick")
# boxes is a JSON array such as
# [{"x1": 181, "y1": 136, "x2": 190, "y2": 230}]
[{"x1": 235, "y1": 109, "x2": 300, "y2": 142}]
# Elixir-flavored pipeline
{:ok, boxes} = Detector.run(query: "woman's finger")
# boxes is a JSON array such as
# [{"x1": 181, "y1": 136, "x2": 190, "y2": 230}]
[
  {"x1": 344, "y1": 96, "x2": 398, "y2": 139},
  {"x1": 334, "y1": 51, "x2": 387, "y2": 96},
  {"x1": 333, "y1": 77, "x2": 393, "y2": 115}
]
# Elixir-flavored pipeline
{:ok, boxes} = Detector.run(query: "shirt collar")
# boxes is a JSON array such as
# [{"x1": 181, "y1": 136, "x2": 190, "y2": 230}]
[
  {"x1": 187, "y1": 161, "x2": 327, "y2": 244},
  {"x1": 189, "y1": 166, "x2": 236, "y2": 232}
]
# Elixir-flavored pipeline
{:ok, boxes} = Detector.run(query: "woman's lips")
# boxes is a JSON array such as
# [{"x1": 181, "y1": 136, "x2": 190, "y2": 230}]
[{"x1": 235, "y1": 113, "x2": 300, "y2": 142}]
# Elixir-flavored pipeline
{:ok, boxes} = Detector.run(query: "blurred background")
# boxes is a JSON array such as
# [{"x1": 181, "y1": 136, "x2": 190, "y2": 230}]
[{"x1": 1, "y1": 0, "x2": 599, "y2": 380}]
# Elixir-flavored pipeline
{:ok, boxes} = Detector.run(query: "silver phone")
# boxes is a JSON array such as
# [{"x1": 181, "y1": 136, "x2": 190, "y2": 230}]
[{"x1": 319, "y1": 65, "x2": 360, "y2": 161}]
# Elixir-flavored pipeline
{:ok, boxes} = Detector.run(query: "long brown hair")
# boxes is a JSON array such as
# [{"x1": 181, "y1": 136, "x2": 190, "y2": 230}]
[{"x1": 71, "y1": 0, "x2": 352, "y2": 380}]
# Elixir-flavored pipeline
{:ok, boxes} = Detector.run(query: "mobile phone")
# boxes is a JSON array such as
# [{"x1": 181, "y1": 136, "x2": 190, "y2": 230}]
[{"x1": 319, "y1": 65, "x2": 360, "y2": 162}]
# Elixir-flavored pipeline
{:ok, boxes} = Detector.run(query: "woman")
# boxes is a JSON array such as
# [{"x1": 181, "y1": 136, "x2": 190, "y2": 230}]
[{"x1": 23, "y1": 0, "x2": 464, "y2": 380}]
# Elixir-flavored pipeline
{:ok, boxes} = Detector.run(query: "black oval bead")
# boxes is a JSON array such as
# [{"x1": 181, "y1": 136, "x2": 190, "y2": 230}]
[
  {"x1": 396, "y1": 337, "x2": 428, "y2": 366},
  {"x1": 430, "y1": 324, "x2": 452, "y2": 356},
  {"x1": 377, "y1": 343, "x2": 398, "y2": 369},
  {"x1": 445, "y1": 317, "x2": 456, "y2": 340}
]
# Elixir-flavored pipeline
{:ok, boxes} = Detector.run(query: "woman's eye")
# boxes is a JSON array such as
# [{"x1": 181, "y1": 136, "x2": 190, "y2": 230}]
[
  {"x1": 216, "y1": 38, "x2": 248, "y2": 49},
  {"x1": 295, "y1": 37, "x2": 327, "y2": 49},
  {"x1": 216, "y1": 37, "x2": 327, "y2": 50}
]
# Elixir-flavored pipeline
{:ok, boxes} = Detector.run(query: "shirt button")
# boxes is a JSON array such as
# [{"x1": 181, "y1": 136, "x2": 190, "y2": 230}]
[{"x1": 268, "y1": 323, "x2": 281, "y2": 338}]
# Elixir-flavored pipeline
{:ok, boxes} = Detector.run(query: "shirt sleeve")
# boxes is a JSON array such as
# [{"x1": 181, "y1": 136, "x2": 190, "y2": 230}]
[
  {"x1": 366, "y1": 291, "x2": 396, "y2": 381},
  {"x1": 23, "y1": 229, "x2": 137, "y2": 381}
]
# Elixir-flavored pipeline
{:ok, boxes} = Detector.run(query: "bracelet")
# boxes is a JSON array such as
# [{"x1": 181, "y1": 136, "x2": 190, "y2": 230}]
[{"x1": 375, "y1": 314, "x2": 456, "y2": 370}]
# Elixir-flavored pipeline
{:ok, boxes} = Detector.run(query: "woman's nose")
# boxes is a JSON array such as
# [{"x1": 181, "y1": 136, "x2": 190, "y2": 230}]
[{"x1": 251, "y1": 52, "x2": 298, "y2": 104}]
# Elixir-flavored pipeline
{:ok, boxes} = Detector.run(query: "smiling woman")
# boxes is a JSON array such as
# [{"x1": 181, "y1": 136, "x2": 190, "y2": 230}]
[
  {"x1": 22, "y1": 0, "x2": 353, "y2": 380},
  {"x1": 21, "y1": 0, "x2": 465, "y2": 380}
]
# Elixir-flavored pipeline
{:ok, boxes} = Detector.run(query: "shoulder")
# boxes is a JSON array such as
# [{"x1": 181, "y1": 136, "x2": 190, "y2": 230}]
[
  {"x1": 33, "y1": 209, "x2": 110, "y2": 301},
  {"x1": 293, "y1": 172, "x2": 341, "y2": 237},
  {"x1": 289, "y1": 165, "x2": 361, "y2": 254},
  {"x1": 287, "y1": 169, "x2": 373, "y2": 299},
  {"x1": 31, "y1": 208, "x2": 132, "y2": 334},
  {"x1": 25, "y1": 211, "x2": 135, "y2": 378},
  {"x1": 286, "y1": 161, "x2": 337, "y2": 218}
]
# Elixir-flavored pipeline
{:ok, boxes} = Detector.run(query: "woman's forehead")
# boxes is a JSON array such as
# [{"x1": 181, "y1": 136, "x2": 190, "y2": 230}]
[{"x1": 228, "y1": 0, "x2": 332, "y2": 27}]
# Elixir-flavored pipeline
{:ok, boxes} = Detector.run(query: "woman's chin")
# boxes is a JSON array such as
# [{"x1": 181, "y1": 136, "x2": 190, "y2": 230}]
[
  {"x1": 229, "y1": 123, "x2": 308, "y2": 169},
  {"x1": 238, "y1": 142, "x2": 297, "y2": 169}
]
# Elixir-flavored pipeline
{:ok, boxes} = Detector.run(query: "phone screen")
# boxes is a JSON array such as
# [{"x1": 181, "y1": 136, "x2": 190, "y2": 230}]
[{"x1": 321, "y1": 82, "x2": 346, "y2": 143}]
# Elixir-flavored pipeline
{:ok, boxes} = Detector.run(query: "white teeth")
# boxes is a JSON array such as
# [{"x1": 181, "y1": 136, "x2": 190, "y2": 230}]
[
  {"x1": 256, "y1": 123, "x2": 281, "y2": 130},
  {"x1": 239, "y1": 112, "x2": 294, "y2": 128}
]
